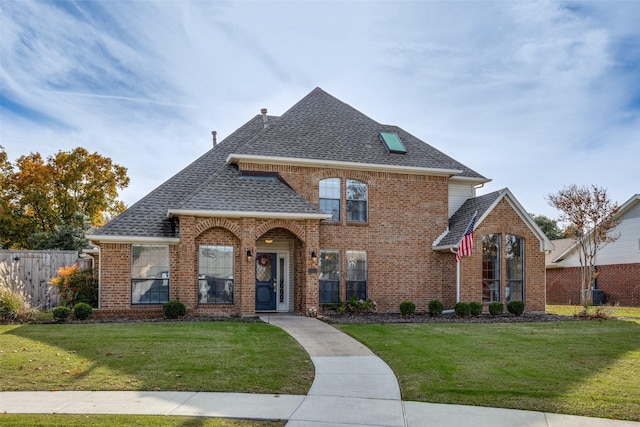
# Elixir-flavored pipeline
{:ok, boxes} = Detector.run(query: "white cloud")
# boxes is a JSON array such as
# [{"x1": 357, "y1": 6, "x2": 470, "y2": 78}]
[{"x1": 1, "y1": 0, "x2": 638, "y2": 218}]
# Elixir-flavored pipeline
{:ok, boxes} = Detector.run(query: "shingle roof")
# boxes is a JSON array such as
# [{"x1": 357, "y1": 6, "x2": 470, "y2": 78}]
[
  {"x1": 434, "y1": 190, "x2": 504, "y2": 248},
  {"x1": 91, "y1": 88, "x2": 489, "y2": 239},
  {"x1": 234, "y1": 88, "x2": 487, "y2": 178}
]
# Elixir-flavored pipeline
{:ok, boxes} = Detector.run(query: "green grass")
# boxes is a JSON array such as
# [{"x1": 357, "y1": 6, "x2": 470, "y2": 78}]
[
  {"x1": 336, "y1": 319, "x2": 640, "y2": 421},
  {"x1": 0, "y1": 414, "x2": 283, "y2": 427},
  {"x1": 0, "y1": 321, "x2": 313, "y2": 394},
  {"x1": 547, "y1": 304, "x2": 640, "y2": 319}
]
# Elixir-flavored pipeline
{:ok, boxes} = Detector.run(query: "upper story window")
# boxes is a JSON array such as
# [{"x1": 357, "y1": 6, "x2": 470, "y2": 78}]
[
  {"x1": 131, "y1": 245, "x2": 170, "y2": 305},
  {"x1": 346, "y1": 179, "x2": 368, "y2": 223},
  {"x1": 319, "y1": 178, "x2": 340, "y2": 222}
]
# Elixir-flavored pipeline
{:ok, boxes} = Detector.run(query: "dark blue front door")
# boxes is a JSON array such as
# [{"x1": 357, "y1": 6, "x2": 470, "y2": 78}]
[{"x1": 255, "y1": 253, "x2": 277, "y2": 311}]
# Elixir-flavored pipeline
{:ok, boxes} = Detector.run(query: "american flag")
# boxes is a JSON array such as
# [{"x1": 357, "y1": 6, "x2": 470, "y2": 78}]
[{"x1": 456, "y1": 212, "x2": 477, "y2": 262}]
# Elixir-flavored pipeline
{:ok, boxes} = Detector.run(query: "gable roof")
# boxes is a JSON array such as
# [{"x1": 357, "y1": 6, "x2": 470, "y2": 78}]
[
  {"x1": 228, "y1": 88, "x2": 489, "y2": 180},
  {"x1": 546, "y1": 193, "x2": 640, "y2": 265},
  {"x1": 433, "y1": 188, "x2": 554, "y2": 252},
  {"x1": 89, "y1": 88, "x2": 490, "y2": 242}
]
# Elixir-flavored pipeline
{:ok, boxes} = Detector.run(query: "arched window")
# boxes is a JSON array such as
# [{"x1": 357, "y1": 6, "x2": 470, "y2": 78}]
[
  {"x1": 319, "y1": 178, "x2": 340, "y2": 221},
  {"x1": 346, "y1": 179, "x2": 367, "y2": 223},
  {"x1": 506, "y1": 234, "x2": 524, "y2": 302}
]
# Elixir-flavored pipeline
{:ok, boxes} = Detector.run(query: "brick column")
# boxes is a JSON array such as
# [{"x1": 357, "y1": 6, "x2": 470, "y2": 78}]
[
  {"x1": 240, "y1": 217, "x2": 256, "y2": 317},
  {"x1": 303, "y1": 219, "x2": 320, "y2": 316},
  {"x1": 177, "y1": 216, "x2": 197, "y2": 310}
]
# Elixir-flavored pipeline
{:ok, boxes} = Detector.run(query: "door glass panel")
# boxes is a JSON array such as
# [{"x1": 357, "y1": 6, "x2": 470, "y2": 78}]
[{"x1": 256, "y1": 254, "x2": 272, "y2": 282}]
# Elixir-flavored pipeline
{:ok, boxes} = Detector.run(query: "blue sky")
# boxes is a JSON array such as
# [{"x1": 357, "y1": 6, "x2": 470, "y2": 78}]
[{"x1": 2, "y1": 1, "x2": 639, "y2": 219}]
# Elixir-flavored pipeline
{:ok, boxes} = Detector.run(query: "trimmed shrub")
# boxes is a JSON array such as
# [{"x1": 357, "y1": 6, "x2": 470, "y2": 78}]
[
  {"x1": 454, "y1": 302, "x2": 471, "y2": 317},
  {"x1": 507, "y1": 301, "x2": 525, "y2": 316},
  {"x1": 332, "y1": 296, "x2": 377, "y2": 314},
  {"x1": 469, "y1": 301, "x2": 483, "y2": 316},
  {"x1": 163, "y1": 300, "x2": 186, "y2": 319},
  {"x1": 488, "y1": 302, "x2": 504, "y2": 316},
  {"x1": 73, "y1": 302, "x2": 93, "y2": 320},
  {"x1": 53, "y1": 306, "x2": 71, "y2": 322},
  {"x1": 399, "y1": 301, "x2": 416, "y2": 316},
  {"x1": 428, "y1": 299, "x2": 444, "y2": 316}
]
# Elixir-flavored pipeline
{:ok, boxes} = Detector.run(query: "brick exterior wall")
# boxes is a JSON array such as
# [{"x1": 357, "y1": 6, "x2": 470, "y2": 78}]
[
  {"x1": 458, "y1": 199, "x2": 546, "y2": 313},
  {"x1": 547, "y1": 263, "x2": 640, "y2": 306},
  {"x1": 95, "y1": 163, "x2": 547, "y2": 317}
]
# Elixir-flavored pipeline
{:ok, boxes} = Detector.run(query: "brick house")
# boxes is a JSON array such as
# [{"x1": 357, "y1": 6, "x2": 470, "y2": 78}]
[
  {"x1": 546, "y1": 194, "x2": 640, "y2": 306},
  {"x1": 87, "y1": 88, "x2": 552, "y2": 318}
]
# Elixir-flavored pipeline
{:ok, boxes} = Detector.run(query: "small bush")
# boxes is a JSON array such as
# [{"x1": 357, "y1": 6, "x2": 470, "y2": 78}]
[
  {"x1": 49, "y1": 264, "x2": 98, "y2": 308},
  {"x1": 163, "y1": 300, "x2": 186, "y2": 319},
  {"x1": 507, "y1": 300, "x2": 525, "y2": 316},
  {"x1": 469, "y1": 301, "x2": 483, "y2": 316},
  {"x1": 73, "y1": 302, "x2": 93, "y2": 320},
  {"x1": 428, "y1": 299, "x2": 444, "y2": 316},
  {"x1": 399, "y1": 301, "x2": 416, "y2": 316},
  {"x1": 53, "y1": 306, "x2": 71, "y2": 322},
  {"x1": 488, "y1": 302, "x2": 503, "y2": 315},
  {"x1": 454, "y1": 302, "x2": 471, "y2": 317},
  {"x1": 331, "y1": 296, "x2": 377, "y2": 314}
]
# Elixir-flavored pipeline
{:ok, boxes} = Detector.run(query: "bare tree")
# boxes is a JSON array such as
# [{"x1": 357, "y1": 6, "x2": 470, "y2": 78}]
[{"x1": 547, "y1": 185, "x2": 620, "y2": 306}]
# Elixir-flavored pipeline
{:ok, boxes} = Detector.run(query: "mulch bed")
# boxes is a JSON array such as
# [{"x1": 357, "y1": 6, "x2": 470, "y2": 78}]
[{"x1": 321, "y1": 312, "x2": 584, "y2": 324}]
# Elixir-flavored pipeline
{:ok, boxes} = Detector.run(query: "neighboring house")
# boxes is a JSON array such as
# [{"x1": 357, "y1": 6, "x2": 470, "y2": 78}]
[
  {"x1": 87, "y1": 88, "x2": 552, "y2": 318},
  {"x1": 546, "y1": 194, "x2": 640, "y2": 306}
]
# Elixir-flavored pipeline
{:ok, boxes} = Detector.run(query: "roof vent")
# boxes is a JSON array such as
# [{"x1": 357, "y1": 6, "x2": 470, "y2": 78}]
[
  {"x1": 211, "y1": 130, "x2": 217, "y2": 146},
  {"x1": 261, "y1": 108, "x2": 268, "y2": 128}
]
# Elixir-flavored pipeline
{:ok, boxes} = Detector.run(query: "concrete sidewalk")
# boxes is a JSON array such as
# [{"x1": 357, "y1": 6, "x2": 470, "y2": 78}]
[{"x1": 1, "y1": 314, "x2": 638, "y2": 426}]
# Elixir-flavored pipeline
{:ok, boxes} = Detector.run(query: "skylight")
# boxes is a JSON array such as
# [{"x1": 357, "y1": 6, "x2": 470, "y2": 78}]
[{"x1": 379, "y1": 131, "x2": 407, "y2": 154}]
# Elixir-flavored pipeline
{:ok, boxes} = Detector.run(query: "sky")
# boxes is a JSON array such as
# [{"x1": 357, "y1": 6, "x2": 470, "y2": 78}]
[{"x1": 2, "y1": 1, "x2": 639, "y2": 220}]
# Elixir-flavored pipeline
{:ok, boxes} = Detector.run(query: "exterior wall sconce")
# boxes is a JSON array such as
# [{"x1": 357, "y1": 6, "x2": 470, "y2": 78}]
[
  {"x1": 246, "y1": 250, "x2": 253, "y2": 262},
  {"x1": 311, "y1": 251, "x2": 317, "y2": 261}
]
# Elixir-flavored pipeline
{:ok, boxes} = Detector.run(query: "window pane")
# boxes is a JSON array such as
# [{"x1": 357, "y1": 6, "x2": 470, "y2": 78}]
[
  {"x1": 506, "y1": 234, "x2": 524, "y2": 302},
  {"x1": 198, "y1": 245, "x2": 234, "y2": 304},
  {"x1": 319, "y1": 250, "x2": 340, "y2": 303},
  {"x1": 320, "y1": 178, "x2": 340, "y2": 198},
  {"x1": 482, "y1": 235, "x2": 500, "y2": 302},
  {"x1": 346, "y1": 250, "x2": 367, "y2": 300},
  {"x1": 346, "y1": 179, "x2": 367, "y2": 201},
  {"x1": 131, "y1": 245, "x2": 170, "y2": 304},
  {"x1": 320, "y1": 199, "x2": 340, "y2": 221}
]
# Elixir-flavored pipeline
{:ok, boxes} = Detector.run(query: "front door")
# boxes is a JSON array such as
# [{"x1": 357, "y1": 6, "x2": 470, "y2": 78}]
[{"x1": 255, "y1": 252, "x2": 277, "y2": 311}]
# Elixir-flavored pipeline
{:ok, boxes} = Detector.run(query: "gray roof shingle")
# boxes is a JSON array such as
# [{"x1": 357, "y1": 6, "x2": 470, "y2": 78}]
[
  {"x1": 435, "y1": 189, "x2": 504, "y2": 248},
  {"x1": 92, "y1": 88, "x2": 489, "y2": 239}
]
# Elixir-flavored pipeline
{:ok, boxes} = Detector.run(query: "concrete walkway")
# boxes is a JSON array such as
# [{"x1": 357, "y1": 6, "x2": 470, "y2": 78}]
[{"x1": 1, "y1": 314, "x2": 638, "y2": 426}]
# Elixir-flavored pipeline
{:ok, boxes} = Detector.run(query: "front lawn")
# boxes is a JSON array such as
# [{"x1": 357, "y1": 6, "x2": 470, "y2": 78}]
[
  {"x1": 337, "y1": 319, "x2": 640, "y2": 421},
  {"x1": 0, "y1": 414, "x2": 284, "y2": 427},
  {"x1": 0, "y1": 321, "x2": 313, "y2": 395}
]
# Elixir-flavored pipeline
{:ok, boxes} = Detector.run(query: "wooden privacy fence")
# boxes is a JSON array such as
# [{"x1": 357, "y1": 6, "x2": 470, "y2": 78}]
[{"x1": 0, "y1": 250, "x2": 91, "y2": 309}]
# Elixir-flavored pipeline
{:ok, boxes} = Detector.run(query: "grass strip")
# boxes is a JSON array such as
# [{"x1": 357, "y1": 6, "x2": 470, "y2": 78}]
[{"x1": 337, "y1": 319, "x2": 640, "y2": 421}]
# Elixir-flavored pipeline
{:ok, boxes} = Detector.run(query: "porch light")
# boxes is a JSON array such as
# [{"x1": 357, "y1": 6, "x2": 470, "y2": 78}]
[
  {"x1": 246, "y1": 250, "x2": 253, "y2": 262},
  {"x1": 311, "y1": 251, "x2": 317, "y2": 260},
  {"x1": 265, "y1": 239, "x2": 273, "y2": 244}
]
